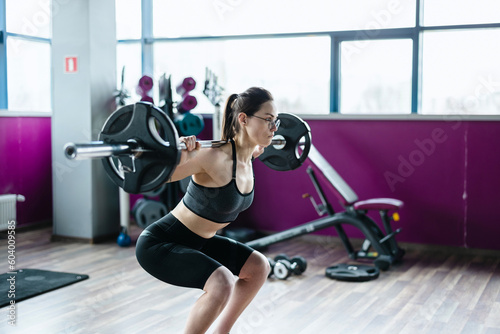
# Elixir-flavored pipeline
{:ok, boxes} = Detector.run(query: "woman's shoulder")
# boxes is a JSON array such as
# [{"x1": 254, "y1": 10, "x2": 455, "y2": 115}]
[
  {"x1": 196, "y1": 142, "x2": 232, "y2": 167},
  {"x1": 192, "y1": 142, "x2": 233, "y2": 185}
]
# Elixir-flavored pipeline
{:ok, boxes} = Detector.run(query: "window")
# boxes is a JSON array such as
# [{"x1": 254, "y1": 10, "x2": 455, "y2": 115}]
[
  {"x1": 7, "y1": 39, "x2": 51, "y2": 112},
  {"x1": 422, "y1": 0, "x2": 500, "y2": 26},
  {"x1": 116, "y1": 42, "x2": 142, "y2": 103},
  {"x1": 1, "y1": 0, "x2": 52, "y2": 112},
  {"x1": 153, "y1": 0, "x2": 416, "y2": 38},
  {"x1": 6, "y1": 0, "x2": 51, "y2": 38},
  {"x1": 340, "y1": 39, "x2": 412, "y2": 114},
  {"x1": 153, "y1": 40, "x2": 225, "y2": 113},
  {"x1": 421, "y1": 29, "x2": 500, "y2": 115},
  {"x1": 115, "y1": 0, "x2": 143, "y2": 106},
  {"x1": 115, "y1": 0, "x2": 141, "y2": 40},
  {"x1": 117, "y1": 0, "x2": 500, "y2": 116},
  {"x1": 153, "y1": 36, "x2": 331, "y2": 114}
]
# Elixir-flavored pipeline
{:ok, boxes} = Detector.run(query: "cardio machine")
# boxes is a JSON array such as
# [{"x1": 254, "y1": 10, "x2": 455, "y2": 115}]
[{"x1": 247, "y1": 145, "x2": 405, "y2": 271}]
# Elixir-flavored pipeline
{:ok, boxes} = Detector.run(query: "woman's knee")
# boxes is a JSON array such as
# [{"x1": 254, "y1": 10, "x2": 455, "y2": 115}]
[
  {"x1": 204, "y1": 267, "x2": 235, "y2": 303},
  {"x1": 240, "y1": 251, "x2": 271, "y2": 282}
]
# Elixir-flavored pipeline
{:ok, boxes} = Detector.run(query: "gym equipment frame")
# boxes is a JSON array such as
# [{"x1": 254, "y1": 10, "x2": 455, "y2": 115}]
[{"x1": 247, "y1": 145, "x2": 405, "y2": 271}]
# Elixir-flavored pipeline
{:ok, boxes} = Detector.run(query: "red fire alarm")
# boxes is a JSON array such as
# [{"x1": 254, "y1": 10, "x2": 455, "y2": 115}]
[{"x1": 65, "y1": 56, "x2": 78, "y2": 73}]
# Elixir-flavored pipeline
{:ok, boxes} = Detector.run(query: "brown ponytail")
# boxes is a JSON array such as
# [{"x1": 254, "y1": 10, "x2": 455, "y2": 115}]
[
  {"x1": 221, "y1": 87, "x2": 274, "y2": 141},
  {"x1": 221, "y1": 93, "x2": 239, "y2": 141}
]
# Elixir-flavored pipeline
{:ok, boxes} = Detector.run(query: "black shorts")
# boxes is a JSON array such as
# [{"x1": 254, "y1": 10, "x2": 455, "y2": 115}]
[{"x1": 135, "y1": 213, "x2": 255, "y2": 290}]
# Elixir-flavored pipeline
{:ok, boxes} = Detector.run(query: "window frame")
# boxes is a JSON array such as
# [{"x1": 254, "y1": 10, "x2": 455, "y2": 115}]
[
  {"x1": 121, "y1": 0, "x2": 500, "y2": 117},
  {"x1": 4, "y1": 0, "x2": 499, "y2": 117},
  {"x1": 0, "y1": 0, "x2": 7, "y2": 110}
]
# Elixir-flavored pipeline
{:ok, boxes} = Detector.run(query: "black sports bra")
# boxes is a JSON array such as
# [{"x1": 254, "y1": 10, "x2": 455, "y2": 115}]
[{"x1": 182, "y1": 140, "x2": 254, "y2": 223}]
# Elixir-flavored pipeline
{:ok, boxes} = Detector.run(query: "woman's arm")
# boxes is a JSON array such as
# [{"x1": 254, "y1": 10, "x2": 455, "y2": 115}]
[{"x1": 168, "y1": 136, "x2": 203, "y2": 182}]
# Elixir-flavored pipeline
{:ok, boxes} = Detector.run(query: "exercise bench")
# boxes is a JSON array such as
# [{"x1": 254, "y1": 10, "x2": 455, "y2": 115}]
[{"x1": 247, "y1": 145, "x2": 405, "y2": 270}]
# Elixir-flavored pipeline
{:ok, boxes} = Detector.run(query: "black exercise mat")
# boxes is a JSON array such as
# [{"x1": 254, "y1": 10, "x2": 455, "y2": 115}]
[{"x1": 0, "y1": 269, "x2": 89, "y2": 308}]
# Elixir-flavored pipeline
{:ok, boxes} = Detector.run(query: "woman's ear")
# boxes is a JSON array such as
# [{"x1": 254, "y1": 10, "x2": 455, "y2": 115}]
[{"x1": 238, "y1": 112, "x2": 247, "y2": 125}]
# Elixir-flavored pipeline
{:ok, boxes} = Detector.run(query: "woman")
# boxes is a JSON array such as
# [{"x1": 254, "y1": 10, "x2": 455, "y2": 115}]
[{"x1": 136, "y1": 87, "x2": 280, "y2": 333}]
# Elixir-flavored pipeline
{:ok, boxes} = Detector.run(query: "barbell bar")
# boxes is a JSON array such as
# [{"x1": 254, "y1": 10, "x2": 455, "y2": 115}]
[{"x1": 64, "y1": 137, "x2": 288, "y2": 161}]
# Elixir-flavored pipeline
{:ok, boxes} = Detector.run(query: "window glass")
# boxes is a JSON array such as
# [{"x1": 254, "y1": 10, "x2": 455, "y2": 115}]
[
  {"x1": 340, "y1": 39, "x2": 412, "y2": 114},
  {"x1": 153, "y1": 40, "x2": 224, "y2": 113},
  {"x1": 116, "y1": 0, "x2": 142, "y2": 40},
  {"x1": 422, "y1": 0, "x2": 500, "y2": 26},
  {"x1": 6, "y1": 0, "x2": 52, "y2": 38},
  {"x1": 116, "y1": 42, "x2": 142, "y2": 104},
  {"x1": 421, "y1": 29, "x2": 500, "y2": 115},
  {"x1": 7, "y1": 39, "x2": 51, "y2": 112},
  {"x1": 153, "y1": 0, "x2": 416, "y2": 38},
  {"x1": 153, "y1": 36, "x2": 331, "y2": 114}
]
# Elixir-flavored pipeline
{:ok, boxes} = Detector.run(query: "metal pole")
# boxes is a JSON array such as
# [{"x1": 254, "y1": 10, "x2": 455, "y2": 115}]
[
  {"x1": 64, "y1": 142, "x2": 138, "y2": 160},
  {"x1": 64, "y1": 138, "x2": 290, "y2": 160}
]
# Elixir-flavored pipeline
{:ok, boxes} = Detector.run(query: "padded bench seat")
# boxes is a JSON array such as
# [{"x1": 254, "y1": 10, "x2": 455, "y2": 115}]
[{"x1": 353, "y1": 198, "x2": 403, "y2": 211}]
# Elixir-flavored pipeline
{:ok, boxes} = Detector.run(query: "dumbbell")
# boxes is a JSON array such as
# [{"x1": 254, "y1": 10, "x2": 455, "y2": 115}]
[
  {"x1": 268, "y1": 253, "x2": 307, "y2": 280},
  {"x1": 267, "y1": 257, "x2": 276, "y2": 278}
]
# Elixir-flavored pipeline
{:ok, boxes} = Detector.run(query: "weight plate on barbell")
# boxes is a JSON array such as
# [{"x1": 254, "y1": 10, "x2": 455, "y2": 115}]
[
  {"x1": 99, "y1": 102, "x2": 181, "y2": 194},
  {"x1": 258, "y1": 112, "x2": 311, "y2": 171}
]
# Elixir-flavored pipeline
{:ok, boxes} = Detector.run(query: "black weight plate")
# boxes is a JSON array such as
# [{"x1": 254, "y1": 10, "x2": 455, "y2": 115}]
[
  {"x1": 325, "y1": 263, "x2": 380, "y2": 282},
  {"x1": 141, "y1": 183, "x2": 167, "y2": 197},
  {"x1": 291, "y1": 256, "x2": 307, "y2": 274},
  {"x1": 131, "y1": 198, "x2": 146, "y2": 217},
  {"x1": 273, "y1": 260, "x2": 292, "y2": 280},
  {"x1": 99, "y1": 102, "x2": 181, "y2": 194},
  {"x1": 258, "y1": 112, "x2": 311, "y2": 171},
  {"x1": 134, "y1": 199, "x2": 168, "y2": 229},
  {"x1": 267, "y1": 257, "x2": 276, "y2": 278},
  {"x1": 274, "y1": 253, "x2": 290, "y2": 262}
]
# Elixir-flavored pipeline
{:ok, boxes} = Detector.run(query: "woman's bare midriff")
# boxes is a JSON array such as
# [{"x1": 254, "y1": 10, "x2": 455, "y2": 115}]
[{"x1": 170, "y1": 200, "x2": 230, "y2": 239}]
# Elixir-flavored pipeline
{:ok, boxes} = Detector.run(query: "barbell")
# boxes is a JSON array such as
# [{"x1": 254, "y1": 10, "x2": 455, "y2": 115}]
[
  {"x1": 65, "y1": 138, "x2": 287, "y2": 159},
  {"x1": 64, "y1": 102, "x2": 312, "y2": 194}
]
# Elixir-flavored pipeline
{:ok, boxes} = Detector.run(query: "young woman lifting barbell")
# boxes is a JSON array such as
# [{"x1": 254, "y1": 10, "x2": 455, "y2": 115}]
[{"x1": 135, "y1": 87, "x2": 279, "y2": 334}]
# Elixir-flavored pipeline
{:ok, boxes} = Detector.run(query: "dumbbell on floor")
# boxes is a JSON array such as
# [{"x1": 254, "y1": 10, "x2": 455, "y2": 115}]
[{"x1": 268, "y1": 253, "x2": 307, "y2": 280}]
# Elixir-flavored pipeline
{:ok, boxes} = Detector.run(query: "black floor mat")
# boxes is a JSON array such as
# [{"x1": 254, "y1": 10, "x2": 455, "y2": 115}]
[{"x1": 0, "y1": 269, "x2": 89, "y2": 308}]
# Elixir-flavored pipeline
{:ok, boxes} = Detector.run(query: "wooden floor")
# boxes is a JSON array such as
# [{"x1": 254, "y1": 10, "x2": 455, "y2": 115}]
[{"x1": 1, "y1": 224, "x2": 500, "y2": 334}]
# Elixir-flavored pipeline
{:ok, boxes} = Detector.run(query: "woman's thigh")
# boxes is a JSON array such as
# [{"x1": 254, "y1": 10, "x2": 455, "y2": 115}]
[
  {"x1": 136, "y1": 234, "x2": 222, "y2": 290},
  {"x1": 200, "y1": 235, "x2": 255, "y2": 277}
]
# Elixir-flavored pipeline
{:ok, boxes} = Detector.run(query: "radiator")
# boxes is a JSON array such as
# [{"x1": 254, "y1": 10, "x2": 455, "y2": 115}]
[{"x1": 0, "y1": 194, "x2": 25, "y2": 231}]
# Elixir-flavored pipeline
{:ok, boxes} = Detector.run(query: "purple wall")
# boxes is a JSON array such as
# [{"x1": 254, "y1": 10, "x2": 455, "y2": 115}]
[
  {"x1": 465, "y1": 122, "x2": 500, "y2": 250},
  {"x1": 2, "y1": 115, "x2": 500, "y2": 250},
  {"x1": 0, "y1": 117, "x2": 53, "y2": 227},
  {"x1": 239, "y1": 118, "x2": 500, "y2": 251}
]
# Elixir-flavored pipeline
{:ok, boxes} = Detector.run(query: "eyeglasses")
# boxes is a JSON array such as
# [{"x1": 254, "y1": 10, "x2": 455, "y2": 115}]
[{"x1": 249, "y1": 115, "x2": 280, "y2": 130}]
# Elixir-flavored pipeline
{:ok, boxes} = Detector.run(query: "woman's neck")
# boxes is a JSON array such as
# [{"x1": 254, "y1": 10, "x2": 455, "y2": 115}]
[{"x1": 232, "y1": 134, "x2": 255, "y2": 164}]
